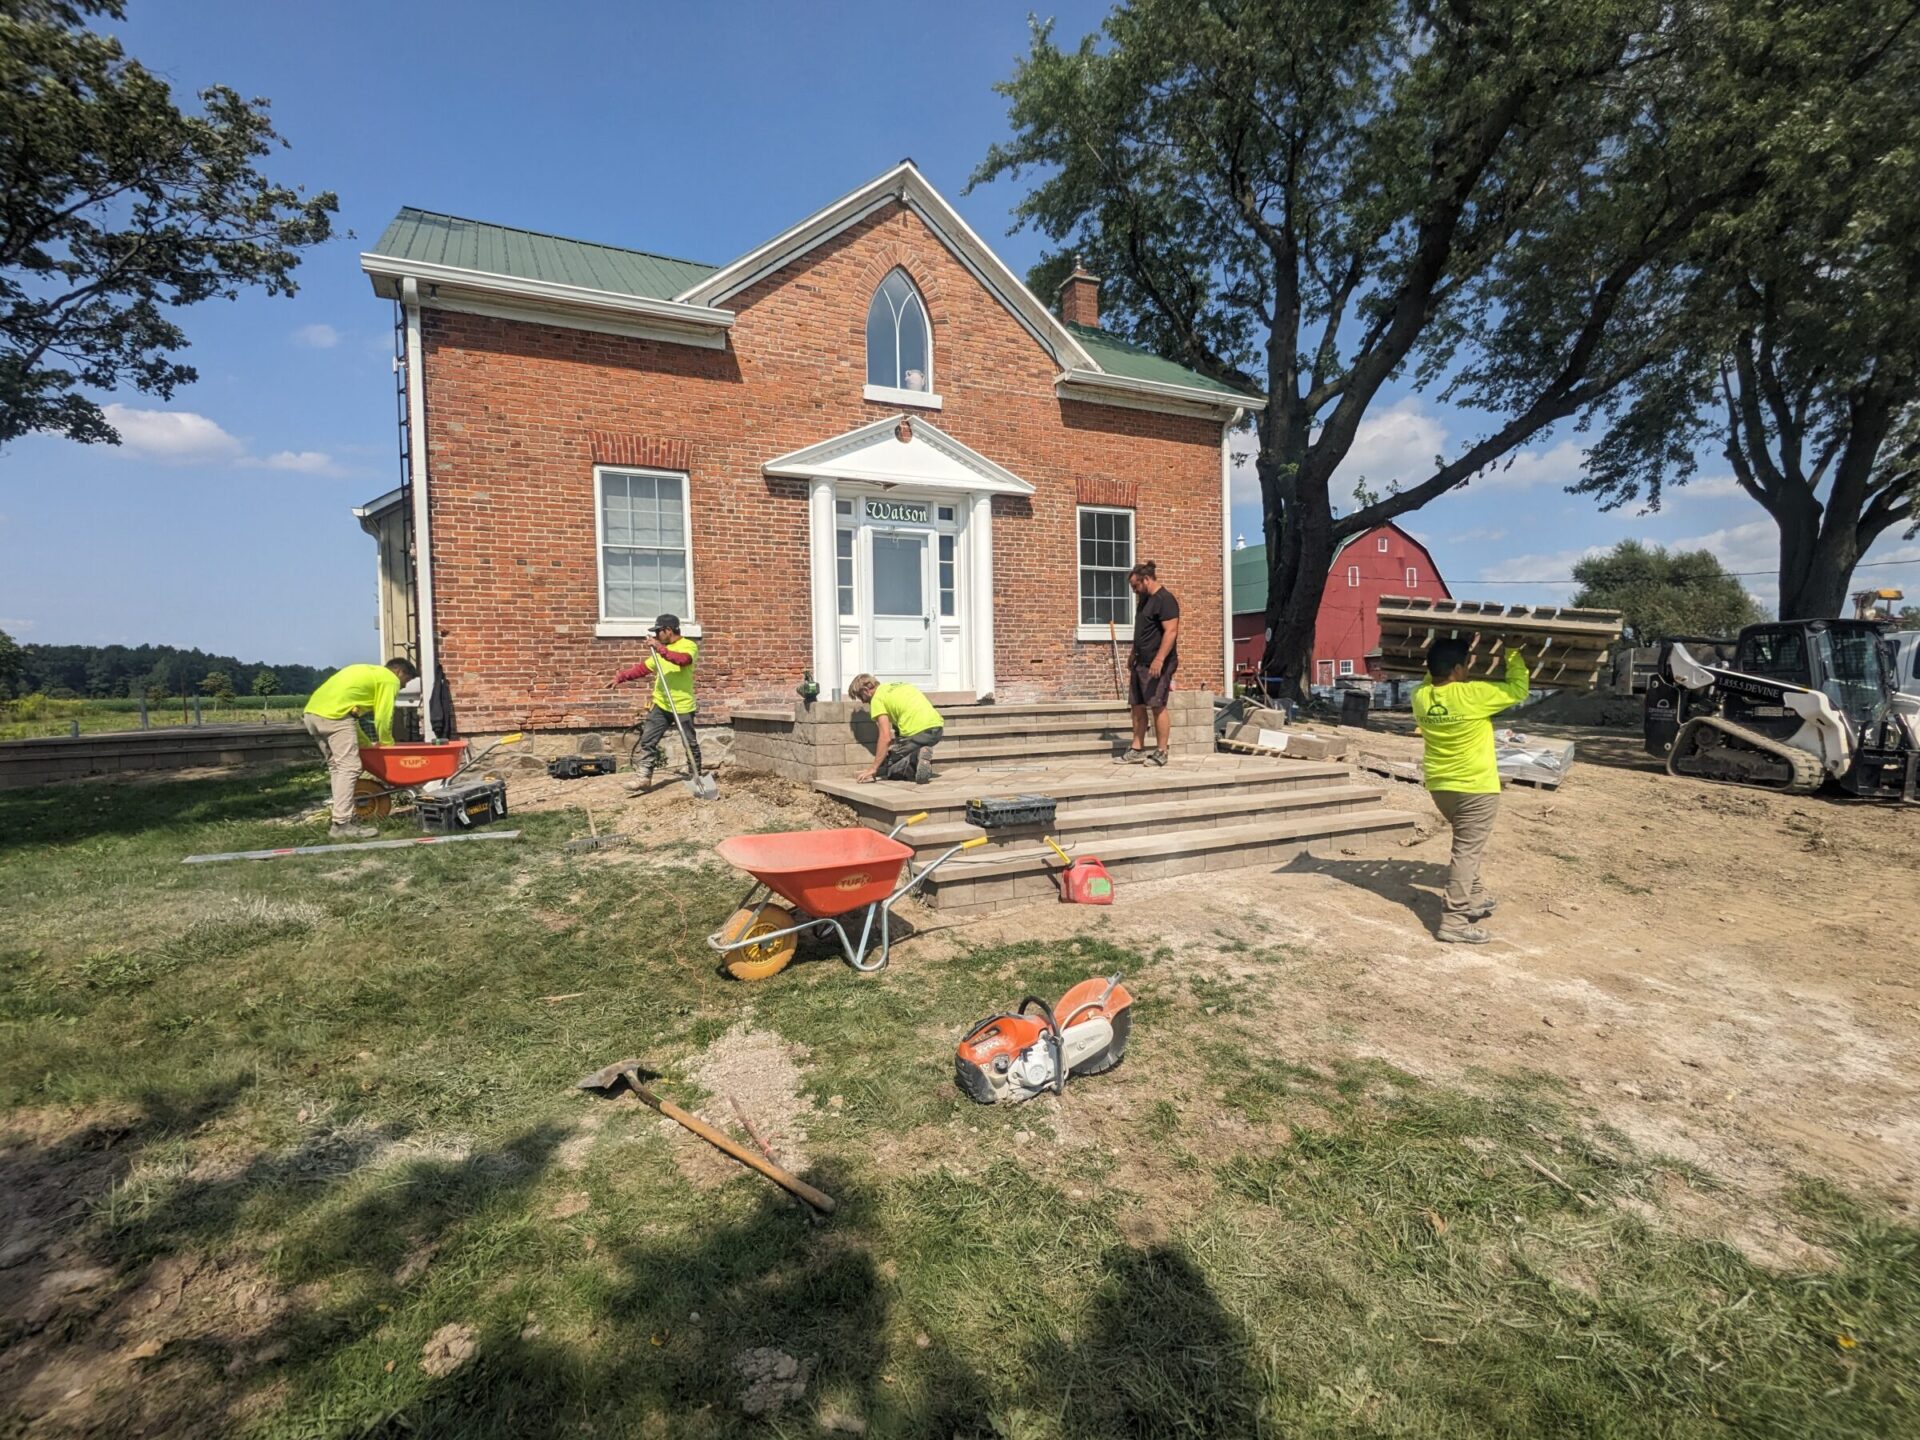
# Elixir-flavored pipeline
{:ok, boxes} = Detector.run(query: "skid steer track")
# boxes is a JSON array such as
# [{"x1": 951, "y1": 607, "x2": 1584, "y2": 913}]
[{"x1": 1668, "y1": 715, "x2": 1824, "y2": 795}]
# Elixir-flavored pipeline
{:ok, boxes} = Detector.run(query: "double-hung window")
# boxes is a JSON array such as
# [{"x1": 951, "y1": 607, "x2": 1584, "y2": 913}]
[
  {"x1": 596, "y1": 466, "x2": 694, "y2": 633},
  {"x1": 1077, "y1": 505, "x2": 1133, "y2": 635}
]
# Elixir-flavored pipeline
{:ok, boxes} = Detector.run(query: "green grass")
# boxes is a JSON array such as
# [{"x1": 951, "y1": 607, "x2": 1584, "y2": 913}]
[
  {"x1": 0, "y1": 693, "x2": 309, "y2": 740},
  {"x1": 1, "y1": 766, "x2": 1916, "y2": 1438}
]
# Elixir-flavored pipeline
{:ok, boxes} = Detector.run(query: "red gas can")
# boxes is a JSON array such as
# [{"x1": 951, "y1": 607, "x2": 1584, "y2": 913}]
[{"x1": 1044, "y1": 837, "x2": 1114, "y2": 905}]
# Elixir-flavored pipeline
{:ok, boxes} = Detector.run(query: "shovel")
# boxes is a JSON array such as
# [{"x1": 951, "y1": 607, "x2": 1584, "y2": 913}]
[
  {"x1": 665, "y1": 702, "x2": 719, "y2": 801},
  {"x1": 576, "y1": 1059, "x2": 834, "y2": 1214}
]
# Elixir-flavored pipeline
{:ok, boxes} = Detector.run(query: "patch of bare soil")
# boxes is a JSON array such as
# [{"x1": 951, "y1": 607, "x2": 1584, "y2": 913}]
[{"x1": 897, "y1": 721, "x2": 1920, "y2": 1261}]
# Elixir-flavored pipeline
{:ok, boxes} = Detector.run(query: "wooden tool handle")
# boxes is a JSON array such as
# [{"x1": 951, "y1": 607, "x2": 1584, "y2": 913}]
[{"x1": 634, "y1": 1079, "x2": 837, "y2": 1214}]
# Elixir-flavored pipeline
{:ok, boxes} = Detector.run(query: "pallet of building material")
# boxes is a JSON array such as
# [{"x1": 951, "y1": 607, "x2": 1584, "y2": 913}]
[
  {"x1": 1218, "y1": 732, "x2": 1348, "y2": 763},
  {"x1": 1375, "y1": 597, "x2": 1624, "y2": 690},
  {"x1": 1355, "y1": 751, "x2": 1425, "y2": 785}
]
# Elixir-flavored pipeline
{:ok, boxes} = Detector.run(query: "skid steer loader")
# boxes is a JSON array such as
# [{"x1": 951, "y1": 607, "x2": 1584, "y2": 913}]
[{"x1": 1646, "y1": 620, "x2": 1919, "y2": 799}]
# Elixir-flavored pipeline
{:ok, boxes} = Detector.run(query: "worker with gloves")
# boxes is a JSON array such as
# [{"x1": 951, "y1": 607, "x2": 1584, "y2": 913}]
[
  {"x1": 1412, "y1": 640, "x2": 1530, "y2": 944},
  {"x1": 303, "y1": 657, "x2": 419, "y2": 839},
  {"x1": 613, "y1": 614, "x2": 700, "y2": 792}
]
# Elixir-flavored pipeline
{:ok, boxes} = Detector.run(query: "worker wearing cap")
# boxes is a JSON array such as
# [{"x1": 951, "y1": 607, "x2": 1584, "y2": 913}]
[
  {"x1": 303, "y1": 657, "x2": 419, "y2": 839},
  {"x1": 613, "y1": 614, "x2": 700, "y2": 792},
  {"x1": 848, "y1": 673, "x2": 942, "y2": 784},
  {"x1": 1412, "y1": 639, "x2": 1530, "y2": 944}
]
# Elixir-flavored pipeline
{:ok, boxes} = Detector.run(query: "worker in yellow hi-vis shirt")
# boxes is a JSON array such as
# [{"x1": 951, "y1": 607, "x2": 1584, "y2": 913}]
[
  {"x1": 304, "y1": 657, "x2": 419, "y2": 838},
  {"x1": 1412, "y1": 639, "x2": 1530, "y2": 944},
  {"x1": 612, "y1": 614, "x2": 700, "y2": 793}
]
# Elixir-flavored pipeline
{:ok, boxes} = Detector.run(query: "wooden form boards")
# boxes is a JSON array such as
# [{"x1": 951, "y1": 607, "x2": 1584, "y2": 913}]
[{"x1": 1375, "y1": 597, "x2": 1624, "y2": 691}]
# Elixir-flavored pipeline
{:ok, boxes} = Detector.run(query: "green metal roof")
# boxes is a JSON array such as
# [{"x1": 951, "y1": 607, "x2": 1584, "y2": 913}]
[
  {"x1": 370, "y1": 208, "x2": 717, "y2": 301},
  {"x1": 1063, "y1": 322, "x2": 1255, "y2": 398},
  {"x1": 370, "y1": 211, "x2": 1254, "y2": 398}
]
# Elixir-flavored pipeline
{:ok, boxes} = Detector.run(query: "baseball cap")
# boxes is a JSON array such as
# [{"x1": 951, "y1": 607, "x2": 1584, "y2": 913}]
[{"x1": 650, "y1": 614, "x2": 680, "y2": 633}]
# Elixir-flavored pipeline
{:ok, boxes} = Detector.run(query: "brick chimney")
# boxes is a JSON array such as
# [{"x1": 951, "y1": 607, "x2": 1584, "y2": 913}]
[{"x1": 1056, "y1": 258, "x2": 1101, "y2": 328}]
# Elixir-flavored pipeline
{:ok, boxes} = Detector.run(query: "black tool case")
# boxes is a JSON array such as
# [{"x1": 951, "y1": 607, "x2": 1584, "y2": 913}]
[
  {"x1": 964, "y1": 795, "x2": 1057, "y2": 828},
  {"x1": 417, "y1": 777, "x2": 509, "y2": 833},
  {"x1": 548, "y1": 754, "x2": 617, "y2": 779}
]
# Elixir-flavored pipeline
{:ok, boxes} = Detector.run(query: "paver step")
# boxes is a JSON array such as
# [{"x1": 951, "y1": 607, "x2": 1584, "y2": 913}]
[
  {"x1": 902, "y1": 782, "x2": 1386, "y2": 852},
  {"x1": 934, "y1": 734, "x2": 1125, "y2": 762},
  {"x1": 933, "y1": 715, "x2": 1135, "y2": 739},
  {"x1": 922, "y1": 807, "x2": 1418, "y2": 912}
]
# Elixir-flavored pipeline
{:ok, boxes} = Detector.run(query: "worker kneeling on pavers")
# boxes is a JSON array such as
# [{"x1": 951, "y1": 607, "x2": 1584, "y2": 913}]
[
  {"x1": 303, "y1": 657, "x2": 418, "y2": 839},
  {"x1": 1413, "y1": 638, "x2": 1529, "y2": 945},
  {"x1": 850, "y1": 673, "x2": 942, "y2": 785},
  {"x1": 613, "y1": 614, "x2": 700, "y2": 793}
]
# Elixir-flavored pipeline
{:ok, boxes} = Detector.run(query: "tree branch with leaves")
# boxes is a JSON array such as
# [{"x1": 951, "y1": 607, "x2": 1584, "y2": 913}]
[{"x1": 0, "y1": 0, "x2": 338, "y2": 446}]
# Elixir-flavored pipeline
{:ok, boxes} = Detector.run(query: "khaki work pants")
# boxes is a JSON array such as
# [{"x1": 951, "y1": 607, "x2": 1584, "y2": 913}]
[
  {"x1": 1429, "y1": 789, "x2": 1500, "y2": 933},
  {"x1": 304, "y1": 712, "x2": 364, "y2": 826}
]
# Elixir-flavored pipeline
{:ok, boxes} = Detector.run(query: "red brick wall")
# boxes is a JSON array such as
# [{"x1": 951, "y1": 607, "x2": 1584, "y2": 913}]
[{"x1": 417, "y1": 201, "x2": 1226, "y2": 729}]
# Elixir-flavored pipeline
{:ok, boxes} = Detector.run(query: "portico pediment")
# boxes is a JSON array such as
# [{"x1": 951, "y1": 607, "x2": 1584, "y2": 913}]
[{"x1": 763, "y1": 415, "x2": 1034, "y2": 496}]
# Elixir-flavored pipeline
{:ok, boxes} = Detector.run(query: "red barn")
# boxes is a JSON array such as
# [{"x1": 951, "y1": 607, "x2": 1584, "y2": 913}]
[{"x1": 1231, "y1": 524, "x2": 1451, "y2": 687}]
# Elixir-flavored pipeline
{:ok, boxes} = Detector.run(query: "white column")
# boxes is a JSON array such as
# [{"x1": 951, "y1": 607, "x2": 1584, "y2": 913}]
[
  {"x1": 969, "y1": 491, "x2": 996, "y2": 699},
  {"x1": 807, "y1": 478, "x2": 841, "y2": 699}
]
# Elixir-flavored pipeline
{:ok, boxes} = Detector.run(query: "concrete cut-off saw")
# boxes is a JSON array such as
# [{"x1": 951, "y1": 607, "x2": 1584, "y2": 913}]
[{"x1": 954, "y1": 974, "x2": 1133, "y2": 1104}]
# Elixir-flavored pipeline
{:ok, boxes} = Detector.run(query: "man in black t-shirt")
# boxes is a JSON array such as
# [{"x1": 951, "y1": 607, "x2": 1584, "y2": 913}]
[{"x1": 1119, "y1": 560, "x2": 1180, "y2": 766}]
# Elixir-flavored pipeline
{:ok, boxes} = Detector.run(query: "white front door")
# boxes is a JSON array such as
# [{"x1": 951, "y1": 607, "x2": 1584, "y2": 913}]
[{"x1": 868, "y1": 529, "x2": 936, "y2": 684}]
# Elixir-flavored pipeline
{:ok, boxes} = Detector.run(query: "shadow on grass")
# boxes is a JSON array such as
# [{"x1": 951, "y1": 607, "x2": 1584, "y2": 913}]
[{"x1": 0, "y1": 763, "x2": 324, "y2": 853}]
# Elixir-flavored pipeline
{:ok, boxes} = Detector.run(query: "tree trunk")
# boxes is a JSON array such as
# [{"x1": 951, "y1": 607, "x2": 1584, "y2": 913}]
[{"x1": 1777, "y1": 520, "x2": 1860, "y2": 621}]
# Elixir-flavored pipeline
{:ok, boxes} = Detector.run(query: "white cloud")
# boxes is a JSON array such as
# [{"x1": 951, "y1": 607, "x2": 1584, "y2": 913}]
[
  {"x1": 101, "y1": 404, "x2": 248, "y2": 466},
  {"x1": 1446, "y1": 526, "x2": 1511, "y2": 544},
  {"x1": 0, "y1": 617, "x2": 34, "y2": 632},
  {"x1": 1672, "y1": 474, "x2": 1746, "y2": 502},
  {"x1": 293, "y1": 323, "x2": 341, "y2": 349},
  {"x1": 96, "y1": 404, "x2": 352, "y2": 478},
  {"x1": 1331, "y1": 397, "x2": 1449, "y2": 497},
  {"x1": 250, "y1": 449, "x2": 346, "y2": 476},
  {"x1": 1471, "y1": 438, "x2": 1586, "y2": 493}
]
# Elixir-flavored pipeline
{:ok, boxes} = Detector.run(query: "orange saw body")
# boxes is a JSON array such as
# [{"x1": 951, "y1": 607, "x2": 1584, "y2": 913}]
[{"x1": 954, "y1": 974, "x2": 1133, "y2": 1104}]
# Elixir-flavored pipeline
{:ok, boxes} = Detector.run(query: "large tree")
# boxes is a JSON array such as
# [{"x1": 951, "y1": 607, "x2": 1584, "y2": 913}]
[
  {"x1": 0, "y1": 0, "x2": 337, "y2": 446},
  {"x1": 1574, "y1": 5, "x2": 1920, "y2": 620},
  {"x1": 1571, "y1": 540, "x2": 1763, "y2": 643},
  {"x1": 974, "y1": 0, "x2": 1904, "y2": 693}
]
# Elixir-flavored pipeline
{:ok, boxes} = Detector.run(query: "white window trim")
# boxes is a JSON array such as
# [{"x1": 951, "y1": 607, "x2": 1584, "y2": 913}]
[
  {"x1": 867, "y1": 269, "x2": 933, "y2": 397},
  {"x1": 1405, "y1": 567, "x2": 1418, "y2": 587},
  {"x1": 1376, "y1": 536, "x2": 1389, "y2": 551},
  {"x1": 863, "y1": 383, "x2": 943, "y2": 410},
  {"x1": 1076, "y1": 503, "x2": 1135, "y2": 641},
  {"x1": 1339, "y1": 659, "x2": 1356, "y2": 676},
  {"x1": 1346, "y1": 565, "x2": 1360, "y2": 587},
  {"x1": 592, "y1": 463, "x2": 698, "y2": 639}
]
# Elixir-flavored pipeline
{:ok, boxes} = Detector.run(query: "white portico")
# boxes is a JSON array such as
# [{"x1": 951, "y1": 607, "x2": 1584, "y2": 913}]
[{"x1": 765, "y1": 414, "x2": 1034, "y2": 701}]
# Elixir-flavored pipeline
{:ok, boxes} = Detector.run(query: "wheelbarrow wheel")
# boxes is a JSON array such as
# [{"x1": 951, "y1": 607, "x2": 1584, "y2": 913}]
[
  {"x1": 352, "y1": 777, "x2": 394, "y2": 820},
  {"x1": 718, "y1": 904, "x2": 799, "y2": 981}
]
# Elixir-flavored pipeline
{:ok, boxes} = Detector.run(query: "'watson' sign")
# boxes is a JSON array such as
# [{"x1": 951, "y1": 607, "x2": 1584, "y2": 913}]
[{"x1": 864, "y1": 498, "x2": 931, "y2": 524}]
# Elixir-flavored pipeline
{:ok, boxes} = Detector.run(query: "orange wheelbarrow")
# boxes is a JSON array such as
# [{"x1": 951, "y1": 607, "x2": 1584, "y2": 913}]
[
  {"x1": 707, "y1": 814, "x2": 986, "y2": 980},
  {"x1": 351, "y1": 733, "x2": 524, "y2": 818}
]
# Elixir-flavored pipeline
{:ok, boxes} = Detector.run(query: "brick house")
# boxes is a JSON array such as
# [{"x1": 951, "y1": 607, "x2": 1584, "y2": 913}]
[
  {"x1": 352, "y1": 163, "x2": 1260, "y2": 735},
  {"x1": 1230, "y1": 523, "x2": 1452, "y2": 686}
]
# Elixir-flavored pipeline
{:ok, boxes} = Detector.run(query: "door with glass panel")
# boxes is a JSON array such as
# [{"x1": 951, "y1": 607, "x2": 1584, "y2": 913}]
[{"x1": 867, "y1": 529, "x2": 935, "y2": 684}]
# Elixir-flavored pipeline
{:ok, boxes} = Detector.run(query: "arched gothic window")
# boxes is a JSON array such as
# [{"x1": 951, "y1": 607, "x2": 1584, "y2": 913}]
[{"x1": 866, "y1": 270, "x2": 930, "y2": 392}]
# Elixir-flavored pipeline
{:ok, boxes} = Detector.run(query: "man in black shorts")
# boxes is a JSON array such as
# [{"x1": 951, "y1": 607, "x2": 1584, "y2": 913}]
[{"x1": 1118, "y1": 560, "x2": 1180, "y2": 766}]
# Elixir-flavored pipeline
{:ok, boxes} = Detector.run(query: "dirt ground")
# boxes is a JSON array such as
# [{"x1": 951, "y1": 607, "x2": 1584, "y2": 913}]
[{"x1": 504, "y1": 720, "x2": 1920, "y2": 1241}]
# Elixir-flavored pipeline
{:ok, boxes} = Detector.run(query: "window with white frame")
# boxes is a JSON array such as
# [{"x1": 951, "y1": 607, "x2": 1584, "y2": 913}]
[
  {"x1": 1346, "y1": 565, "x2": 1360, "y2": 588},
  {"x1": 597, "y1": 467, "x2": 692, "y2": 622},
  {"x1": 1078, "y1": 506, "x2": 1134, "y2": 628},
  {"x1": 1405, "y1": 566, "x2": 1418, "y2": 587},
  {"x1": 1376, "y1": 535, "x2": 1389, "y2": 552},
  {"x1": 866, "y1": 270, "x2": 931, "y2": 392},
  {"x1": 938, "y1": 533, "x2": 956, "y2": 617},
  {"x1": 835, "y1": 529, "x2": 855, "y2": 617},
  {"x1": 1339, "y1": 659, "x2": 1355, "y2": 676}
]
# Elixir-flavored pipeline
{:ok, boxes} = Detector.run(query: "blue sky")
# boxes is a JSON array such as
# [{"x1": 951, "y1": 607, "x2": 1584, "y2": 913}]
[{"x1": 2, "y1": 1, "x2": 1915, "y2": 667}]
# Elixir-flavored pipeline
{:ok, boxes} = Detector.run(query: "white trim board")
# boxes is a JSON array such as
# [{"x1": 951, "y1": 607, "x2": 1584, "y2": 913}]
[{"x1": 765, "y1": 414, "x2": 1035, "y2": 496}]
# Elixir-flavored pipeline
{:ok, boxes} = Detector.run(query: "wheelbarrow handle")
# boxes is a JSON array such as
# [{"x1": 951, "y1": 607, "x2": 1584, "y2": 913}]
[{"x1": 886, "y1": 811, "x2": 930, "y2": 840}]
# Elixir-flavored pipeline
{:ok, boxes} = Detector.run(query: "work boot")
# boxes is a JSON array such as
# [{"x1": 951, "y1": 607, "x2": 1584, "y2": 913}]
[
  {"x1": 624, "y1": 769, "x2": 654, "y2": 796},
  {"x1": 329, "y1": 822, "x2": 378, "y2": 840},
  {"x1": 914, "y1": 749, "x2": 934, "y2": 785},
  {"x1": 1117, "y1": 747, "x2": 1147, "y2": 764},
  {"x1": 1467, "y1": 894, "x2": 1499, "y2": 921},
  {"x1": 1436, "y1": 923, "x2": 1491, "y2": 945}
]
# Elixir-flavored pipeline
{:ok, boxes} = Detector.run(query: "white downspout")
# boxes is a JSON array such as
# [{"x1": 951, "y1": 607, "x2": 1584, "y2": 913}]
[
  {"x1": 1220, "y1": 407, "x2": 1246, "y2": 700},
  {"x1": 402, "y1": 277, "x2": 439, "y2": 740}
]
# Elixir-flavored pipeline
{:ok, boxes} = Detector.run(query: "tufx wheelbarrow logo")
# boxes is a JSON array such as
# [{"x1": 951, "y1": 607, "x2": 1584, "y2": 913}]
[{"x1": 835, "y1": 872, "x2": 871, "y2": 892}]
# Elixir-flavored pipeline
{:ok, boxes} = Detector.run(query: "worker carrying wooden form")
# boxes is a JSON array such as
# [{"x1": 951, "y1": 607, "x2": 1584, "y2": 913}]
[{"x1": 1376, "y1": 598, "x2": 1624, "y2": 691}]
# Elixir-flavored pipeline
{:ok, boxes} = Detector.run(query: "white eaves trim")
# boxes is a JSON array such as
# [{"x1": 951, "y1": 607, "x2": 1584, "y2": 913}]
[
  {"x1": 1055, "y1": 367, "x2": 1265, "y2": 419},
  {"x1": 764, "y1": 413, "x2": 1036, "y2": 496},
  {"x1": 360, "y1": 253, "x2": 733, "y2": 348},
  {"x1": 678, "y1": 161, "x2": 1099, "y2": 374}
]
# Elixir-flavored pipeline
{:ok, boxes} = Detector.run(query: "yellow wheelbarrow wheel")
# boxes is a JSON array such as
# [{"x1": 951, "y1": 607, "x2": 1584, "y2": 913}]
[
  {"x1": 718, "y1": 904, "x2": 799, "y2": 981},
  {"x1": 352, "y1": 776, "x2": 394, "y2": 820}
]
